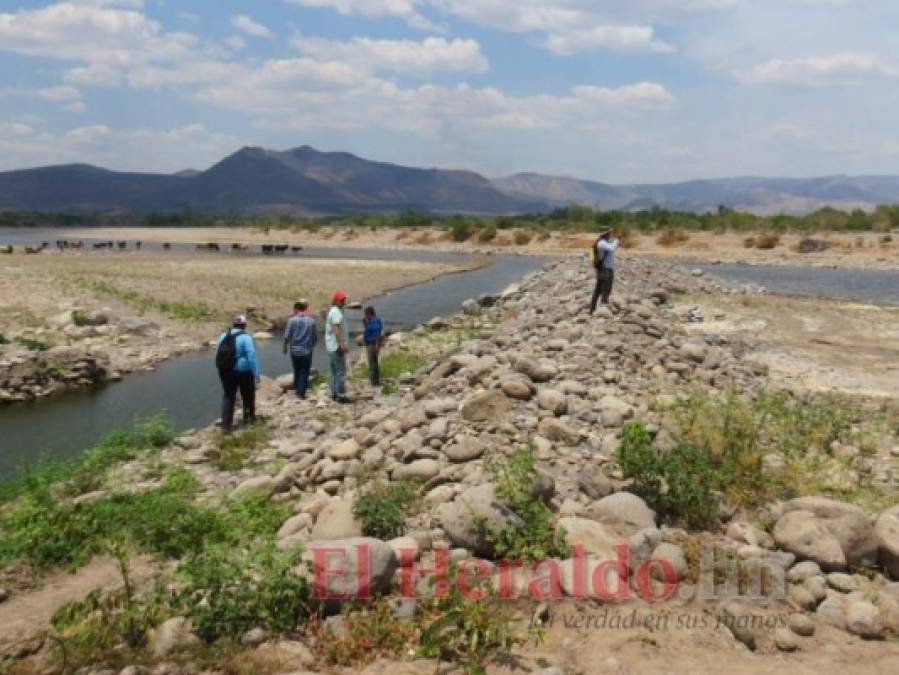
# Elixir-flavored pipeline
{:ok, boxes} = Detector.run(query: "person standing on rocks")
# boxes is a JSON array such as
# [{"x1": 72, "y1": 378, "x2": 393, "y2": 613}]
[
  {"x1": 362, "y1": 306, "x2": 384, "y2": 387},
  {"x1": 283, "y1": 299, "x2": 317, "y2": 399},
  {"x1": 325, "y1": 290, "x2": 351, "y2": 403},
  {"x1": 589, "y1": 230, "x2": 620, "y2": 313},
  {"x1": 216, "y1": 314, "x2": 260, "y2": 432}
]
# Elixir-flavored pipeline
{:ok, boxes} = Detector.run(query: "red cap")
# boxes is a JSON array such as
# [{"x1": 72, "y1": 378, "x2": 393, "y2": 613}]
[{"x1": 332, "y1": 290, "x2": 347, "y2": 303}]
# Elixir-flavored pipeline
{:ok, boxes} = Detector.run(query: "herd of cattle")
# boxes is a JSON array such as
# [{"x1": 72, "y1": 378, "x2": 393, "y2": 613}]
[{"x1": 0, "y1": 240, "x2": 304, "y2": 255}]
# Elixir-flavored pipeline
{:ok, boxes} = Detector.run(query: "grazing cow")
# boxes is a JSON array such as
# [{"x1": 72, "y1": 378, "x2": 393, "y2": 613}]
[
  {"x1": 135, "y1": 241, "x2": 142, "y2": 250},
  {"x1": 24, "y1": 246, "x2": 39, "y2": 255},
  {"x1": 117, "y1": 241, "x2": 127, "y2": 250},
  {"x1": 274, "y1": 244, "x2": 289, "y2": 254},
  {"x1": 163, "y1": 243, "x2": 171, "y2": 250},
  {"x1": 290, "y1": 245, "x2": 304, "y2": 252},
  {"x1": 92, "y1": 242, "x2": 106, "y2": 250},
  {"x1": 71, "y1": 241, "x2": 83, "y2": 249},
  {"x1": 261, "y1": 244, "x2": 274, "y2": 255},
  {"x1": 196, "y1": 242, "x2": 220, "y2": 251},
  {"x1": 1, "y1": 245, "x2": 13, "y2": 254},
  {"x1": 231, "y1": 243, "x2": 248, "y2": 252}
]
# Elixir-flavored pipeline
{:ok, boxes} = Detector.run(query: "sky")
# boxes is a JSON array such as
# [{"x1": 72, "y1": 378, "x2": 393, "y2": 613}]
[{"x1": 2, "y1": 0, "x2": 899, "y2": 183}]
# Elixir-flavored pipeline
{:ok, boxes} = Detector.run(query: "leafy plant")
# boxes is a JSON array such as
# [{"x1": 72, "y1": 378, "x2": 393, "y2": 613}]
[
  {"x1": 14, "y1": 335, "x2": 53, "y2": 351},
  {"x1": 353, "y1": 481, "x2": 419, "y2": 539},
  {"x1": 482, "y1": 447, "x2": 569, "y2": 561},
  {"x1": 315, "y1": 599, "x2": 417, "y2": 667},
  {"x1": 418, "y1": 578, "x2": 525, "y2": 675},
  {"x1": 178, "y1": 542, "x2": 311, "y2": 642},
  {"x1": 71, "y1": 309, "x2": 90, "y2": 327},
  {"x1": 478, "y1": 225, "x2": 497, "y2": 242}
]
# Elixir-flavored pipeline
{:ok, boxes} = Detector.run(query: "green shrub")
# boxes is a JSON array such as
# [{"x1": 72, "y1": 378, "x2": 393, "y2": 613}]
[
  {"x1": 482, "y1": 447, "x2": 569, "y2": 561},
  {"x1": 72, "y1": 309, "x2": 90, "y2": 327},
  {"x1": 317, "y1": 599, "x2": 417, "y2": 667},
  {"x1": 418, "y1": 577, "x2": 523, "y2": 675},
  {"x1": 478, "y1": 225, "x2": 497, "y2": 242},
  {"x1": 353, "y1": 481, "x2": 419, "y2": 539},
  {"x1": 15, "y1": 335, "x2": 53, "y2": 351},
  {"x1": 616, "y1": 422, "x2": 721, "y2": 528},
  {"x1": 448, "y1": 218, "x2": 475, "y2": 242},
  {"x1": 178, "y1": 543, "x2": 311, "y2": 642},
  {"x1": 226, "y1": 492, "x2": 288, "y2": 540}
]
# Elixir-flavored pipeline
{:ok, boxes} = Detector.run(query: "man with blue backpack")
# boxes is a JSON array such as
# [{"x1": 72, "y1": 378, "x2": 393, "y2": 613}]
[{"x1": 215, "y1": 314, "x2": 261, "y2": 433}]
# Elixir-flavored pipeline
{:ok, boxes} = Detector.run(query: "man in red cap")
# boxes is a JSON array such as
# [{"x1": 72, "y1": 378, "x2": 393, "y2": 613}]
[{"x1": 325, "y1": 290, "x2": 351, "y2": 403}]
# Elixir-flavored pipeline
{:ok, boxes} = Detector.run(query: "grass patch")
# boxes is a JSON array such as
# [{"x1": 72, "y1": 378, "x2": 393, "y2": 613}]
[
  {"x1": 353, "y1": 480, "x2": 419, "y2": 539},
  {"x1": 212, "y1": 421, "x2": 272, "y2": 471},
  {"x1": 355, "y1": 350, "x2": 428, "y2": 384},
  {"x1": 71, "y1": 309, "x2": 90, "y2": 327},
  {"x1": 14, "y1": 335, "x2": 54, "y2": 351},
  {"x1": 84, "y1": 279, "x2": 214, "y2": 322},
  {"x1": 616, "y1": 389, "x2": 883, "y2": 528}
]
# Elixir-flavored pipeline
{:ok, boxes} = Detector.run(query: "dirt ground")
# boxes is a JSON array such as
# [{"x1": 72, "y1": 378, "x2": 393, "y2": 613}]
[
  {"x1": 0, "y1": 250, "x2": 464, "y2": 375},
  {"x1": 676, "y1": 292, "x2": 899, "y2": 399},
  {"x1": 44, "y1": 225, "x2": 899, "y2": 271}
]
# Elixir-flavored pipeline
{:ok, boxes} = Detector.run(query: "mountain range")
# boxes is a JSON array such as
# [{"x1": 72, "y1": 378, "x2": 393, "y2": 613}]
[{"x1": 2, "y1": 145, "x2": 899, "y2": 215}]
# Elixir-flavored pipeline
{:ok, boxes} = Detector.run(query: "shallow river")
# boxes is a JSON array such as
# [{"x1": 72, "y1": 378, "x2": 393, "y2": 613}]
[{"x1": 0, "y1": 246, "x2": 550, "y2": 478}]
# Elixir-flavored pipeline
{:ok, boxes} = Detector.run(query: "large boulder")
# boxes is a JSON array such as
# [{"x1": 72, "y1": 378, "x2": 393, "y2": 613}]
[
  {"x1": 460, "y1": 389, "x2": 512, "y2": 423},
  {"x1": 774, "y1": 510, "x2": 846, "y2": 572},
  {"x1": 578, "y1": 465, "x2": 613, "y2": 499},
  {"x1": 557, "y1": 517, "x2": 622, "y2": 559},
  {"x1": 587, "y1": 493, "x2": 656, "y2": 532},
  {"x1": 501, "y1": 377, "x2": 535, "y2": 401},
  {"x1": 536, "y1": 418, "x2": 580, "y2": 445},
  {"x1": 537, "y1": 389, "x2": 568, "y2": 416},
  {"x1": 779, "y1": 497, "x2": 877, "y2": 569},
  {"x1": 392, "y1": 459, "x2": 441, "y2": 482},
  {"x1": 310, "y1": 499, "x2": 363, "y2": 540},
  {"x1": 514, "y1": 358, "x2": 558, "y2": 383},
  {"x1": 875, "y1": 506, "x2": 899, "y2": 579},
  {"x1": 303, "y1": 537, "x2": 398, "y2": 599},
  {"x1": 435, "y1": 484, "x2": 522, "y2": 557},
  {"x1": 442, "y1": 436, "x2": 485, "y2": 463},
  {"x1": 149, "y1": 617, "x2": 199, "y2": 658}
]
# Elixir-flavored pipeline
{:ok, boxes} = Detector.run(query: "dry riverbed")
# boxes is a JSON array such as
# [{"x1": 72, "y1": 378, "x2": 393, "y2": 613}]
[
  {"x1": 1, "y1": 256, "x2": 898, "y2": 674},
  {"x1": 0, "y1": 250, "x2": 466, "y2": 402},
  {"x1": 47, "y1": 225, "x2": 899, "y2": 270}
]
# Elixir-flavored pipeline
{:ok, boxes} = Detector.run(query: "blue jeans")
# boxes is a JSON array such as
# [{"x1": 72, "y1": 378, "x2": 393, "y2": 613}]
[
  {"x1": 291, "y1": 353, "x2": 313, "y2": 398},
  {"x1": 328, "y1": 350, "x2": 346, "y2": 399}
]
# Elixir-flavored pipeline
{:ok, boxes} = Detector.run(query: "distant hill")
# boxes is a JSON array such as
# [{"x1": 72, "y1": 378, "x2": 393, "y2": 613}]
[
  {"x1": 0, "y1": 146, "x2": 528, "y2": 216},
  {"x1": 492, "y1": 173, "x2": 899, "y2": 214},
  {"x1": 3, "y1": 146, "x2": 899, "y2": 215}
]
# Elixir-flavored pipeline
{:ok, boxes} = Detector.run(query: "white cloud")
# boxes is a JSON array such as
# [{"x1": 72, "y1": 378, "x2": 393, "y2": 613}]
[
  {"x1": 542, "y1": 25, "x2": 674, "y2": 55},
  {"x1": 36, "y1": 85, "x2": 83, "y2": 102},
  {"x1": 291, "y1": 36, "x2": 488, "y2": 74},
  {"x1": 740, "y1": 51, "x2": 899, "y2": 85},
  {"x1": 230, "y1": 14, "x2": 274, "y2": 40},
  {"x1": 0, "y1": 122, "x2": 242, "y2": 172},
  {"x1": 224, "y1": 35, "x2": 248, "y2": 52},
  {"x1": 285, "y1": 0, "x2": 439, "y2": 31}
]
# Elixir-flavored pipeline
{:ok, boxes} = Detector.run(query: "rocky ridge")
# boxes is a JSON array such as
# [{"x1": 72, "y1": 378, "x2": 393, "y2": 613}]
[{"x1": 4, "y1": 256, "x2": 899, "y2": 673}]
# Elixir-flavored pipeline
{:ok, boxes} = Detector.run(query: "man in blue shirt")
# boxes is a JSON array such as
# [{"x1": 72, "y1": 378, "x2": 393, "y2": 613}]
[
  {"x1": 216, "y1": 315, "x2": 261, "y2": 432},
  {"x1": 590, "y1": 230, "x2": 620, "y2": 313},
  {"x1": 362, "y1": 306, "x2": 384, "y2": 387},
  {"x1": 283, "y1": 299, "x2": 317, "y2": 399}
]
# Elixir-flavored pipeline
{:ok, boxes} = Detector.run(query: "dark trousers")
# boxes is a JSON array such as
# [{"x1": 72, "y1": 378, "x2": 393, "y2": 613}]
[
  {"x1": 366, "y1": 345, "x2": 380, "y2": 386},
  {"x1": 291, "y1": 353, "x2": 313, "y2": 398},
  {"x1": 590, "y1": 268, "x2": 615, "y2": 313},
  {"x1": 220, "y1": 369, "x2": 255, "y2": 432}
]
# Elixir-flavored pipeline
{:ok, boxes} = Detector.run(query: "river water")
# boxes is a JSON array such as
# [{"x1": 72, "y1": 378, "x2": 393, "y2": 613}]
[
  {"x1": 695, "y1": 262, "x2": 899, "y2": 306},
  {"x1": 0, "y1": 247, "x2": 551, "y2": 478}
]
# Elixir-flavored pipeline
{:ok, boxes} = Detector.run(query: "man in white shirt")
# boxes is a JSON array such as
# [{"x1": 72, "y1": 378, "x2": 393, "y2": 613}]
[
  {"x1": 325, "y1": 290, "x2": 351, "y2": 403},
  {"x1": 590, "y1": 230, "x2": 620, "y2": 313}
]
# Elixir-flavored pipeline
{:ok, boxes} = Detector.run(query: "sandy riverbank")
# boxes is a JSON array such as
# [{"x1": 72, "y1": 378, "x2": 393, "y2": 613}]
[
  {"x1": 26, "y1": 224, "x2": 898, "y2": 271},
  {"x1": 0, "y1": 250, "x2": 468, "y2": 402}
]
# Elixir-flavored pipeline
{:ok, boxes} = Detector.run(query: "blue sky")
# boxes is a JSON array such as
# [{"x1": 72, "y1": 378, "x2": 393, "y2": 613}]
[{"x1": 2, "y1": 0, "x2": 899, "y2": 182}]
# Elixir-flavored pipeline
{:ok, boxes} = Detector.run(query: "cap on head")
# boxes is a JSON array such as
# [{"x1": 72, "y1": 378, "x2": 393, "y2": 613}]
[
  {"x1": 332, "y1": 290, "x2": 347, "y2": 304},
  {"x1": 233, "y1": 314, "x2": 247, "y2": 327}
]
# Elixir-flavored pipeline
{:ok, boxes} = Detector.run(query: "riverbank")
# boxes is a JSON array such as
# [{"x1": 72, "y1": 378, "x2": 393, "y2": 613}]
[
  {"x1": 21, "y1": 225, "x2": 898, "y2": 271},
  {"x1": 1, "y1": 255, "x2": 897, "y2": 673},
  {"x1": 0, "y1": 250, "x2": 469, "y2": 404}
]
